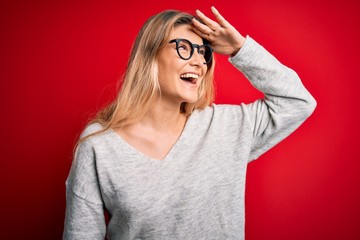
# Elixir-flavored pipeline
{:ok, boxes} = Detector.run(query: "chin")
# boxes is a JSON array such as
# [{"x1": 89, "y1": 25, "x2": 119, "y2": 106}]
[{"x1": 181, "y1": 94, "x2": 199, "y2": 104}]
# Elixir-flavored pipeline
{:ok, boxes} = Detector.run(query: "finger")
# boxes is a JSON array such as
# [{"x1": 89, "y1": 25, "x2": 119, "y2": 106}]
[
  {"x1": 195, "y1": 9, "x2": 219, "y2": 30},
  {"x1": 192, "y1": 18, "x2": 214, "y2": 35},
  {"x1": 191, "y1": 24, "x2": 213, "y2": 40},
  {"x1": 211, "y1": 6, "x2": 231, "y2": 28}
]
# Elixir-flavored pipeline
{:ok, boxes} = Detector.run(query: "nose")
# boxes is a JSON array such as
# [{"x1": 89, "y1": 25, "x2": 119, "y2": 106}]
[{"x1": 189, "y1": 49, "x2": 204, "y2": 66}]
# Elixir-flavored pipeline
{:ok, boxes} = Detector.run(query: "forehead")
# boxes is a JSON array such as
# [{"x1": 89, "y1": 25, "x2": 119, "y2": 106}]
[{"x1": 170, "y1": 24, "x2": 203, "y2": 45}]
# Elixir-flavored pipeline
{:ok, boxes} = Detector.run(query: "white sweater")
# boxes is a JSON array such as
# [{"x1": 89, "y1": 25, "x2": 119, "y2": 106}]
[{"x1": 63, "y1": 36, "x2": 316, "y2": 240}]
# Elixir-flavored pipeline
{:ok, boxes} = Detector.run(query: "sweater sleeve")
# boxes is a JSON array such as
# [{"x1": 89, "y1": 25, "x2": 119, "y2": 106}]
[
  {"x1": 63, "y1": 137, "x2": 106, "y2": 240},
  {"x1": 229, "y1": 36, "x2": 317, "y2": 161}
]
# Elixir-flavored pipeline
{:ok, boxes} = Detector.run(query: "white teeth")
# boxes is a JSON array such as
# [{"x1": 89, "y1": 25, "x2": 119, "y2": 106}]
[{"x1": 180, "y1": 73, "x2": 199, "y2": 79}]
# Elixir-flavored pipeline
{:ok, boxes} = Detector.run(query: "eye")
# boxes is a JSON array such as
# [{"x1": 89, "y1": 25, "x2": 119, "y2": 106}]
[
  {"x1": 178, "y1": 44, "x2": 189, "y2": 51},
  {"x1": 199, "y1": 48, "x2": 206, "y2": 56}
]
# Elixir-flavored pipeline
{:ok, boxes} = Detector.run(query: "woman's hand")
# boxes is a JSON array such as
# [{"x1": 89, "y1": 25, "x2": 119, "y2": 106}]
[{"x1": 192, "y1": 6, "x2": 246, "y2": 56}]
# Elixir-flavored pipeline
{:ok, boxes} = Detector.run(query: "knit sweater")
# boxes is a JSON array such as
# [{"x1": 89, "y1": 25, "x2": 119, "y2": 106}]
[{"x1": 63, "y1": 36, "x2": 316, "y2": 240}]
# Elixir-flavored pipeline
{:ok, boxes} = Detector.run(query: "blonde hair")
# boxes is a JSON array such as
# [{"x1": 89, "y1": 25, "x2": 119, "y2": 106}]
[{"x1": 80, "y1": 10, "x2": 215, "y2": 142}]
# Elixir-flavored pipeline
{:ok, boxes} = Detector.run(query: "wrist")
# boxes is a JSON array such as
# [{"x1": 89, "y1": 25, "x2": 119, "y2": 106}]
[{"x1": 231, "y1": 36, "x2": 246, "y2": 57}]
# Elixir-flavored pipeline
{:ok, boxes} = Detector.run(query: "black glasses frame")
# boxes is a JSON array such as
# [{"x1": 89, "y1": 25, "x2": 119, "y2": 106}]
[{"x1": 169, "y1": 38, "x2": 213, "y2": 65}]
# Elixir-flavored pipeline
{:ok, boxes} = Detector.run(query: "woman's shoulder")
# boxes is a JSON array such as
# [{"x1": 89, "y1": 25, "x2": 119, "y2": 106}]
[
  {"x1": 195, "y1": 103, "x2": 245, "y2": 115},
  {"x1": 80, "y1": 122, "x2": 104, "y2": 139},
  {"x1": 76, "y1": 123, "x2": 114, "y2": 151},
  {"x1": 195, "y1": 103, "x2": 251, "y2": 128},
  {"x1": 192, "y1": 103, "x2": 247, "y2": 124}
]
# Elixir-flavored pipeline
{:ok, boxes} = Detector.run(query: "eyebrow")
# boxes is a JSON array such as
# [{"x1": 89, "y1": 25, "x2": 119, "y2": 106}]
[{"x1": 170, "y1": 38, "x2": 205, "y2": 45}]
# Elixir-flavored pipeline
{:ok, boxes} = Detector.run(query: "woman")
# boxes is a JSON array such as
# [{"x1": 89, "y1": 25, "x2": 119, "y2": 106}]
[{"x1": 63, "y1": 6, "x2": 316, "y2": 240}]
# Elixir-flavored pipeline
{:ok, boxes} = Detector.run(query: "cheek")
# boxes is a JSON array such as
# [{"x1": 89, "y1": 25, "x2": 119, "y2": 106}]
[
  {"x1": 157, "y1": 60, "x2": 170, "y2": 79},
  {"x1": 158, "y1": 58, "x2": 183, "y2": 79},
  {"x1": 157, "y1": 64, "x2": 177, "y2": 89},
  {"x1": 158, "y1": 64, "x2": 173, "y2": 80}
]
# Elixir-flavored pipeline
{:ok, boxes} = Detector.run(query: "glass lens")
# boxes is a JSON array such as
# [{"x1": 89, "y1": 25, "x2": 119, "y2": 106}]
[
  {"x1": 199, "y1": 45, "x2": 212, "y2": 64},
  {"x1": 177, "y1": 39, "x2": 192, "y2": 59},
  {"x1": 173, "y1": 39, "x2": 212, "y2": 64}
]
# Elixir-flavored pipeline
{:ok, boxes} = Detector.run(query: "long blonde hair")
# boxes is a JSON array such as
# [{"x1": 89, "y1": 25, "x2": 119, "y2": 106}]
[{"x1": 80, "y1": 10, "x2": 215, "y2": 142}]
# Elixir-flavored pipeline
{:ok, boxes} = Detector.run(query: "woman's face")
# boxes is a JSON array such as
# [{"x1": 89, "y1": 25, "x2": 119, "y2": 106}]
[{"x1": 157, "y1": 24, "x2": 208, "y2": 106}]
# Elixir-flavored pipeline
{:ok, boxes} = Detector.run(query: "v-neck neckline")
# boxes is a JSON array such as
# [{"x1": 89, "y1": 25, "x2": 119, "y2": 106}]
[{"x1": 109, "y1": 111, "x2": 196, "y2": 162}]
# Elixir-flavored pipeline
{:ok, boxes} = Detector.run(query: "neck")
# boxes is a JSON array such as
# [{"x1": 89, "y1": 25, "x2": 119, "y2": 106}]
[{"x1": 140, "y1": 99, "x2": 186, "y2": 133}]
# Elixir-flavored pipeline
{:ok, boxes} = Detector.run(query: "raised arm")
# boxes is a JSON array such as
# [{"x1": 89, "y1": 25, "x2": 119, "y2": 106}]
[{"x1": 193, "y1": 7, "x2": 316, "y2": 161}]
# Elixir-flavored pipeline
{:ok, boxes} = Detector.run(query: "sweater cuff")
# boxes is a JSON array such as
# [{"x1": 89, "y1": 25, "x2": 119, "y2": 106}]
[{"x1": 228, "y1": 35, "x2": 258, "y2": 67}]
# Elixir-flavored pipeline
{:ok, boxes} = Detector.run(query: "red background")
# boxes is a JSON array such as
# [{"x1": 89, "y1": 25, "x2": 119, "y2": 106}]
[{"x1": 1, "y1": 0, "x2": 359, "y2": 239}]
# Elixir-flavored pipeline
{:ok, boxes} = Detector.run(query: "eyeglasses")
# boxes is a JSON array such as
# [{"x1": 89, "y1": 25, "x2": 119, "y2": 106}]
[{"x1": 169, "y1": 38, "x2": 213, "y2": 65}]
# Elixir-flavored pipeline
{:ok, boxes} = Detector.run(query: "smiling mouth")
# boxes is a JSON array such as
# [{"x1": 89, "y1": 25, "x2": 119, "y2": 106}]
[{"x1": 180, "y1": 73, "x2": 199, "y2": 84}]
